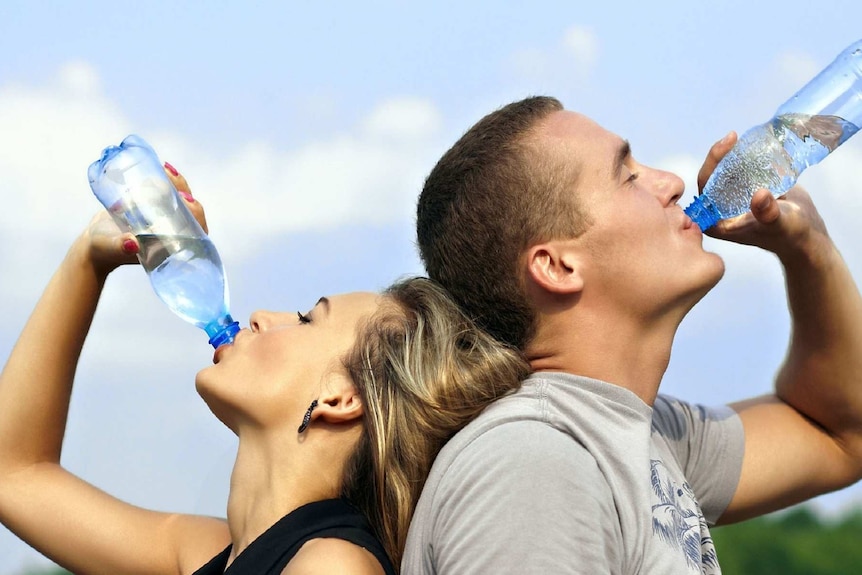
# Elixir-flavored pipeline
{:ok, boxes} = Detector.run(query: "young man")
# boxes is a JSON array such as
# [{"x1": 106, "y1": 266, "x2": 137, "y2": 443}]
[{"x1": 403, "y1": 96, "x2": 862, "y2": 574}]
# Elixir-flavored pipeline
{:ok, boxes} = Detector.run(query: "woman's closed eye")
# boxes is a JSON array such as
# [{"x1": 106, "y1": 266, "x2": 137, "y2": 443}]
[{"x1": 297, "y1": 311, "x2": 312, "y2": 324}]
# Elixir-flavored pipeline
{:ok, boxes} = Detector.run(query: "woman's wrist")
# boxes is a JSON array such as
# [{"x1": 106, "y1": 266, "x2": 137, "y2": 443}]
[{"x1": 65, "y1": 232, "x2": 112, "y2": 283}]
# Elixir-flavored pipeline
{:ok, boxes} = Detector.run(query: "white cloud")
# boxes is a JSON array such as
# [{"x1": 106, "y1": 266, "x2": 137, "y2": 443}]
[
  {"x1": 57, "y1": 59, "x2": 103, "y2": 99},
  {"x1": 0, "y1": 62, "x2": 444, "y2": 306},
  {"x1": 507, "y1": 24, "x2": 599, "y2": 84},
  {"x1": 562, "y1": 25, "x2": 599, "y2": 71},
  {"x1": 361, "y1": 97, "x2": 442, "y2": 140},
  {"x1": 0, "y1": 61, "x2": 129, "y2": 238},
  {"x1": 775, "y1": 51, "x2": 820, "y2": 92},
  {"x1": 510, "y1": 47, "x2": 552, "y2": 81},
  {"x1": 139, "y1": 103, "x2": 441, "y2": 266}
]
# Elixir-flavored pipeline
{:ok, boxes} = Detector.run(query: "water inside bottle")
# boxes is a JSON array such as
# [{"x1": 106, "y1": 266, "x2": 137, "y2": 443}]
[
  {"x1": 701, "y1": 113, "x2": 859, "y2": 219},
  {"x1": 136, "y1": 234, "x2": 231, "y2": 330},
  {"x1": 781, "y1": 113, "x2": 858, "y2": 164}
]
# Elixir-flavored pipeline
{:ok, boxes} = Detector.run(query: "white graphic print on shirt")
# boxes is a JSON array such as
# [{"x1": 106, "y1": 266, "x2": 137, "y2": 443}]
[{"x1": 650, "y1": 459, "x2": 720, "y2": 574}]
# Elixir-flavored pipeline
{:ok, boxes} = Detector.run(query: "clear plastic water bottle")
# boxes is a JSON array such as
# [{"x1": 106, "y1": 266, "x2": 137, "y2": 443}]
[
  {"x1": 88, "y1": 135, "x2": 240, "y2": 348},
  {"x1": 685, "y1": 39, "x2": 862, "y2": 230}
]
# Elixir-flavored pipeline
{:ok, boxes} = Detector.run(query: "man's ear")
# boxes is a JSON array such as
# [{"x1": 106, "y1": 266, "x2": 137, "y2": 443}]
[
  {"x1": 314, "y1": 382, "x2": 364, "y2": 425},
  {"x1": 525, "y1": 241, "x2": 584, "y2": 295}
]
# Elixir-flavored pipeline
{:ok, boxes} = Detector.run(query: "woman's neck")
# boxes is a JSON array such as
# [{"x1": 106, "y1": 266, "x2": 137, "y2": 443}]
[{"x1": 224, "y1": 430, "x2": 342, "y2": 565}]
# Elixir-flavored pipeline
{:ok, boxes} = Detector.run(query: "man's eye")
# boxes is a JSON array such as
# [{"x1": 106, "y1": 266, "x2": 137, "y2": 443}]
[{"x1": 297, "y1": 311, "x2": 311, "y2": 324}]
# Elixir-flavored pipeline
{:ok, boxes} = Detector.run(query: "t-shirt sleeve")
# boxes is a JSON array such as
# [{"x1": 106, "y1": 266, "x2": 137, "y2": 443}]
[
  {"x1": 428, "y1": 420, "x2": 623, "y2": 574},
  {"x1": 651, "y1": 395, "x2": 745, "y2": 524}
]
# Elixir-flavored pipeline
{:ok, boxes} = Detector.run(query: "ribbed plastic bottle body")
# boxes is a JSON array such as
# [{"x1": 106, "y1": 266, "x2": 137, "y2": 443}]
[
  {"x1": 88, "y1": 135, "x2": 239, "y2": 348},
  {"x1": 136, "y1": 233, "x2": 237, "y2": 346},
  {"x1": 685, "y1": 40, "x2": 862, "y2": 231}
]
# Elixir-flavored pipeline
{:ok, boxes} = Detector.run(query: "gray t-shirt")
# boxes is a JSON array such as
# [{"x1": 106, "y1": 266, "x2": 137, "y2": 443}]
[{"x1": 402, "y1": 372, "x2": 745, "y2": 574}]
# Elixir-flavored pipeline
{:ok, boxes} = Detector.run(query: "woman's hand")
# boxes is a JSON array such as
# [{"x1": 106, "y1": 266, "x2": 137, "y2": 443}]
[
  {"x1": 84, "y1": 163, "x2": 208, "y2": 276},
  {"x1": 165, "y1": 161, "x2": 208, "y2": 234}
]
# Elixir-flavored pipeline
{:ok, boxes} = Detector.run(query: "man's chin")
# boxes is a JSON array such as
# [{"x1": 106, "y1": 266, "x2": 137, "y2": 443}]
[
  {"x1": 699, "y1": 250, "x2": 727, "y2": 288},
  {"x1": 683, "y1": 257, "x2": 726, "y2": 312}
]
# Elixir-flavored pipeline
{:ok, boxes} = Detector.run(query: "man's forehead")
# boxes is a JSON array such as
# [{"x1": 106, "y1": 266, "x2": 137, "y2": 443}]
[
  {"x1": 537, "y1": 110, "x2": 626, "y2": 149},
  {"x1": 534, "y1": 110, "x2": 628, "y2": 172},
  {"x1": 539, "y1": 110, "x2": 601, "y2": 137}
]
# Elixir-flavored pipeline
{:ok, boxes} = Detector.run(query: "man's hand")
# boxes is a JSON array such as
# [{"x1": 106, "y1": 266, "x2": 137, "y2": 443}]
[{"x1": 694, "y1": 131, "x2": 831, "y2": 262}]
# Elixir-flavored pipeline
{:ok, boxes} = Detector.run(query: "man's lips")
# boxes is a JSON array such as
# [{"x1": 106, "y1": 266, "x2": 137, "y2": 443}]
[{"x1": 682, "y1": 213, "x2": 701, "y2": 234}]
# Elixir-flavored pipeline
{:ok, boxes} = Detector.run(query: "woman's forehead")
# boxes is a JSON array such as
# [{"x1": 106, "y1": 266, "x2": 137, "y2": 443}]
[{"x1": 326, "y1": 291, "x2": 384, "y2": 318}]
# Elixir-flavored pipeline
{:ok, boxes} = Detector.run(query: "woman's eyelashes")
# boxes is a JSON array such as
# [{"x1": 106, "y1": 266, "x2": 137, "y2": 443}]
[{"x1": 297, "y1": 311, "x2": 312, "y2": 324}]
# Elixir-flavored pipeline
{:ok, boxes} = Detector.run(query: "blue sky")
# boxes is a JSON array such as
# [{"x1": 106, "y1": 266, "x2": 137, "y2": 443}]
[{"x1": 2, "y1": 1, "x2": 862, "y2": 572}]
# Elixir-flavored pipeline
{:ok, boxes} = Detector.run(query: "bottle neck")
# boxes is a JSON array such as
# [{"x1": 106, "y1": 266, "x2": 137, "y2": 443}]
[
  {"x1": 683, "y1": 195, "x2": 720, "y2": 231},
  {"x1": 206, "y1": 317, "x2": 240, "y2": 348}
]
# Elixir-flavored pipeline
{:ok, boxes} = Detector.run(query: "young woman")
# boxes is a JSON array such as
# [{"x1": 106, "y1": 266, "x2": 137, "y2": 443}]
[{"x1": 0, "y1": 167, "x2": 529, "y2": 574}]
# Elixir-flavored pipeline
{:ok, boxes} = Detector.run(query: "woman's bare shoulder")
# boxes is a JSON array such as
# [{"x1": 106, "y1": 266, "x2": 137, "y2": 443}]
[{"x1": 282, "y1": 537, "x2": 386, "y2": 575}]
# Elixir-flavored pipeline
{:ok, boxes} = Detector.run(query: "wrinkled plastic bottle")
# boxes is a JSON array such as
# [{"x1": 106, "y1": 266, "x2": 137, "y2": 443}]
[
  {"x1": 88, "y1": 135, "x2": 240, "y2": 348},
  {"x1": 685, "y1": 39, "x2": 862, "y2": 230}
]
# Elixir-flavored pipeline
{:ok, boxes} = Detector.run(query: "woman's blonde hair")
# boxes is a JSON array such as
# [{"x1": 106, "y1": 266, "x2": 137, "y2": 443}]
[{"x1": 340, "y1": 276, "x2": 531, "y2": 570}]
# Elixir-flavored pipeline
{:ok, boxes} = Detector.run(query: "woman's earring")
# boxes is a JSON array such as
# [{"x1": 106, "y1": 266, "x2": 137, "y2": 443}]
[{"x1": 297, "y1": 399, "x2": 319, "y2": 433}]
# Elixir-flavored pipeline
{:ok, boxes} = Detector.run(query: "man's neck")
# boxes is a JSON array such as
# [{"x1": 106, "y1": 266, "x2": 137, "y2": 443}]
[{"x1": 526, "y1": 311, "x2": 680, "y2": 405}]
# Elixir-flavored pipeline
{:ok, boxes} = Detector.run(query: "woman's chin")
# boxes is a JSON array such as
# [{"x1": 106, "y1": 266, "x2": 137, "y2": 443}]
[{"x1": 195, "y1": 373, "x2": 239, "y2": 434}]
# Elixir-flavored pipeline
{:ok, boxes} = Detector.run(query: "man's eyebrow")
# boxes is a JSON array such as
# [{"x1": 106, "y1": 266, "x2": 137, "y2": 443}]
[{"x1": 612, "y1": 140, "x2": 631, "y2": 179}]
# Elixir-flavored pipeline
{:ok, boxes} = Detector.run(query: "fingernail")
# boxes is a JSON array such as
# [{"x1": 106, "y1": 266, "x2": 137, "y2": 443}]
[
  {"x1": 758, "y1": 195, "x2": 771, "y2": 211},
  {"x1": 164, "y1": 161, "x2": 179, "y2": 176},
  {"x1": 720, "y1": 132, "x2": 733, "y2": 145},
  {"x1": 179, "y1": 191, "x2": 195, "y2": 203},
  {"x1": 123, "y1": 239, "x2": 139, "y2": 254}
]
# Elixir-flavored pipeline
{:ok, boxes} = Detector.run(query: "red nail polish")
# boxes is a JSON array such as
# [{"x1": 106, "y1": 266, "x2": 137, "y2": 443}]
[
  {"x1": 179, "y1": 191, "x2": 195, "y2": 203},
  {"x1": 164, "y1": 161, "x2": 179, "y2": 176},
  {"x1": 123, "y1": 239, "x2": 139, "y2": 254}
]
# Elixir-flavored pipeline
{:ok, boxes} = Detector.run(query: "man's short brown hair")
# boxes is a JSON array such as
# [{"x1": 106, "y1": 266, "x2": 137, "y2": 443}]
[{"x1": 417, "y1": 96, "x2": 589, "y2": 350}]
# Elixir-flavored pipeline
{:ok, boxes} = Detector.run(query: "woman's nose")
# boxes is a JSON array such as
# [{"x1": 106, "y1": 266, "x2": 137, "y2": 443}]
[
  {"x1": 248, "y1": 309, "x2": 299, "y2": 332},
  {"x1": 249, "y1": 310, "x2": 291, "y2": 332}
]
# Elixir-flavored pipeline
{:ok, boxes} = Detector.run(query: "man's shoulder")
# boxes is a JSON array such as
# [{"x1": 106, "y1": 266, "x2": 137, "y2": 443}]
[
  {"x1": 427, "y1": 407, "x2": 607, "y2": 502},
  {"x1": 652, "y1": 393, "x2": 741, "y2": 440},
  {"x1": 455, "y1": 417, "x2": 588, "y2": 460},
  {"x1": 404, "y1": 404, "x2": 619, "y2": 574},
  {"x1": 436, "y1": 382, "x2": 565, "y2": 461},
  {"x1": 432, "y1": 374, "x2": 621, "y2": 480}
]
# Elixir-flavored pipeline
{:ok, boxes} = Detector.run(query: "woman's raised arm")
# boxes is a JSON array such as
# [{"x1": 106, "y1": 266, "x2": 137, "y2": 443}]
[{"x1": 0, "y1": 178, "x2": 230, "y2": 575}]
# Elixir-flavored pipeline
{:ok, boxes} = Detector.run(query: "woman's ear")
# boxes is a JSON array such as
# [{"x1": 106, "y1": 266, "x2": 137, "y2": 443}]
[
  {"x1": 314, "y1": 383, "x2": 364, "y2": 425},
  {"x1": 525, "y1": 240, "x2": 584, "y2": 295}
]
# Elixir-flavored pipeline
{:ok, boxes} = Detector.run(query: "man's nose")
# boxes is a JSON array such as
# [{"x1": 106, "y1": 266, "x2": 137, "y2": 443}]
[{"x1": 653, "y1": 169, "x2": 685, "y2": 206}]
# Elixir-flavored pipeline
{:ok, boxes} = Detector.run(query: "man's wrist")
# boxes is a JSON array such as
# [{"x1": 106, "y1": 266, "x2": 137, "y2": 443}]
[{"x1": 776, "y1": 230, "x2": 838, "y2": 274}]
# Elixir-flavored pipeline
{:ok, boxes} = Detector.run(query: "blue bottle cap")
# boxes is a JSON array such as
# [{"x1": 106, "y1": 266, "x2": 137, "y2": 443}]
[
  {"x1": 683, "y1": 195, "x2": 720, "y2": 231},
  {"x1": 206, "y1": 319, "x2": 241, "y2": 349}
]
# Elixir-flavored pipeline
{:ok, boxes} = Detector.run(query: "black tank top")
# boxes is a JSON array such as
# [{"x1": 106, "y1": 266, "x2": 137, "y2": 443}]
[{"x1": 192, "y1": 498, "x2": 396, "y2": 574}]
